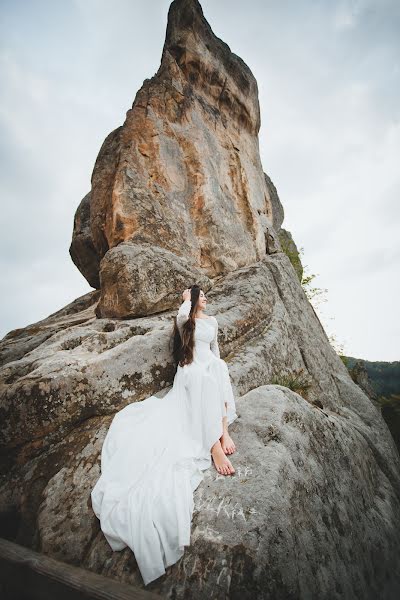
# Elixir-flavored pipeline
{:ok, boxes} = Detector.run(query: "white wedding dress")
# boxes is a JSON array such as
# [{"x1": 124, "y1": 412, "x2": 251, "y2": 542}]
[{"x1": 91, "y1": 299, "x2": 238, "y2": 585}]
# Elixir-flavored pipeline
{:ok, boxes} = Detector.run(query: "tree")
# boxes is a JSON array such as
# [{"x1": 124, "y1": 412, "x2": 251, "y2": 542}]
[{"x1": 300, "y1": 247, "x2": 347, "y2": 358}]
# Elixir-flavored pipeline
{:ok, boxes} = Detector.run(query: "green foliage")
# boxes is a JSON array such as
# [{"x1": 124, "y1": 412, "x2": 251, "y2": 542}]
[
  {"x1": 339, "y1": 354, "x2": 350, "y2": 367},
  {"x1": 342, "y1": 360, "x2": 400, "y2": 451},
  {"x1": 298, "y1": 246, "x2": 348, "y2": 357},
  {"x1": 344, "y1": 358, "x2": 400, "y2": 397},
  {"x1": 378, "y1": 392, "x2": 400, "y2": 409},
  {"x1": 278, "y1": 229, "x2": 303, "y2": 282},
  {"x1": 279, "y1": 236, "x2": 302, "y2": 270},
  {"x1": 270, "y1": 367, "x2": 313, "y2": 400},
  {"x1": 328, "y1": 332, "x2": 349, "y2": 362},
  {"x1": 377, "y1": 393, "x2": 400, "y2": 453},
  {"x1": 299, "y1": 247, "x2": 328, "y2": 306}
]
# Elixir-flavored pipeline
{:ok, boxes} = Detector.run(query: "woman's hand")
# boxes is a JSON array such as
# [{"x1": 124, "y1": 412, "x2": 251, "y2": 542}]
[{"x1": 182, "y1": 288, "x2": 191, "y2": 302}]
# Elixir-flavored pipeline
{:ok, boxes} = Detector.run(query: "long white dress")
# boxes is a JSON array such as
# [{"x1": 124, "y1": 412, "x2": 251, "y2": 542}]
[{"x1": 90, "y1": 299, "x2": 238, "y2": 585}]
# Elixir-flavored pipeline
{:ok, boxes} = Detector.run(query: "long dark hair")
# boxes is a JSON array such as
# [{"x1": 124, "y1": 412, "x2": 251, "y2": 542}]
[{"x1": 170, "y1": 284, "x2": 201, "y2": 368}]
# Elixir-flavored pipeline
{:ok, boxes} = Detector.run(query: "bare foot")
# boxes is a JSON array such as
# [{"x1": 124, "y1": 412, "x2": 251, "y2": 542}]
[
  {"x1": 211, "y1": 440, "x2": 235, "y2": 475},
  {"x1": 220, "y1": 431, "x2": 236, "y2": 455}
]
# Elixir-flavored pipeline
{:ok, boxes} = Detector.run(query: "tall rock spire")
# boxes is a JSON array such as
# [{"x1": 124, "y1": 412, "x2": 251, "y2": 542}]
[{"x1": 70, "y1": 0, "x2": 281, "y2": 318}]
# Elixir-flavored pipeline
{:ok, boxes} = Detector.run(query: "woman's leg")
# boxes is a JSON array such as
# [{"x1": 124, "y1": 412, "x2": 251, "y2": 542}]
[
  {"x1": 219, "y1": 403, "x2": 236, "y2": 455},
  {"x1": 210, "y1": 405, "x2": 236, "y2": 475},
  {"x1": 211, "y1": 436, "x2": 235, "y2": 475}
]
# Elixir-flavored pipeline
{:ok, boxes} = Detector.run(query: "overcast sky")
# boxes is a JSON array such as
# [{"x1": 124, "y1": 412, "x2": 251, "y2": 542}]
[{"x1": 1, "y1": 0, "x2": 399, "y2": 361}]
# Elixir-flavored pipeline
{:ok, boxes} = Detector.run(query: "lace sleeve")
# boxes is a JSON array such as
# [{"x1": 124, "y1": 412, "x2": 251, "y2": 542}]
[
  {"x1": 210, "y1": 317, "x2": 220, "y2": 358},
  {"x1": 176, "y1": 299, "x2": 191, "y2": 331}
]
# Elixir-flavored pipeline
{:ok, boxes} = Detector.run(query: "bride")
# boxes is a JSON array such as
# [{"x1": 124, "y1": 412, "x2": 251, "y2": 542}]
[{"x1": 91, "y1": 284, "x2": 239, "y2": 585}]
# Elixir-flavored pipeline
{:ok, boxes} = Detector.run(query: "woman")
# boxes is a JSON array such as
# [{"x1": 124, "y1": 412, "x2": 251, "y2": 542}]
[{"x1": 91, "y1": 284, "x2": 238, "y2": 586}]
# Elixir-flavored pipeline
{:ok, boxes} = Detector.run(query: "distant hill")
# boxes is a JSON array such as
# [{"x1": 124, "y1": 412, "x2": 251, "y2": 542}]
[
  {"x1": 344, "y1": 357, "x2": 400, "y2": 453},
  {"x1": 345, "y1": 357, "x2": 400, "y2": 397}
]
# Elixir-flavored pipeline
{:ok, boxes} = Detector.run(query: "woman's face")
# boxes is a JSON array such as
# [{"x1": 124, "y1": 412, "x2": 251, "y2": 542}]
[{"x1": 198, "y1": 289, "x2": 207, "y2": 310}]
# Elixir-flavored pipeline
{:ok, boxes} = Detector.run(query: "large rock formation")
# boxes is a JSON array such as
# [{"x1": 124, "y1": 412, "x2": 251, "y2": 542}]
[
  {"x1": 1, "y1": 0, "x2": 399, "y2": 598},
  {"x1": 69, "y1": 0, "x2": 282, "y2": 318}
]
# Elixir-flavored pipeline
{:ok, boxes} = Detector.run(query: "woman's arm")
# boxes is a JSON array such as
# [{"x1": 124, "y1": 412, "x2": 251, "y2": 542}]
[
  {"x1": 210, "y1": 317, "x2": 220, "y2": 358},
  {"x1": 176, "y1": 299, "x2": 191, "y2": 330}
]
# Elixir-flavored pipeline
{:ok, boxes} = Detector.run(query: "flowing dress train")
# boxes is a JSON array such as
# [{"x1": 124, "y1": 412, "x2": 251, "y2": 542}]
[{"x1": 90, "y1": 299, "x2": 238, "y2": 585}]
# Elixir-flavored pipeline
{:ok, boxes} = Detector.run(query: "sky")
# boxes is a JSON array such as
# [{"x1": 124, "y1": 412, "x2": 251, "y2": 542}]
[{"x1": 0, "y1": 0, "x2": 399, "y2": 361}]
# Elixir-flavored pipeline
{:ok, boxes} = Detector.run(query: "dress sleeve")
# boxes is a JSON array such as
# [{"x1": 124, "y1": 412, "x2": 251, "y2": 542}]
[
  {"x1": 210, "y1": 317, "x2": 220, "y2": 358},
  {"x1": 176, "y1": 299, "x2": 191, "y2": 330}
]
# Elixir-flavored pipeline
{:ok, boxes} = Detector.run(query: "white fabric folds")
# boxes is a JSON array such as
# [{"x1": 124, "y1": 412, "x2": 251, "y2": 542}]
[{"x1": 91, "y1": 301, "x2": 238, "y2": 585}]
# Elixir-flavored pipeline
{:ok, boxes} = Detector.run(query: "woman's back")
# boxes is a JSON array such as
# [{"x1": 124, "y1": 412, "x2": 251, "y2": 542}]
[{"x1": 176, "y1": 299, "x2": 221, "y2": 362}]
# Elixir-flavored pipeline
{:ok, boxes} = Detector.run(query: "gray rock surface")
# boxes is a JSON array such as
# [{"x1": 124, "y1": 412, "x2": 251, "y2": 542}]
[
  {"x1": 95, "y1": 241, "x2": 211, "y2": 318},
  {"x1": 1, "y1": 0, "x2": 399, "y2": 598},
  {"x1": 278, "y1": 228, "x2": 303, "y2": 282},
  {"x1": 1, "y1": 252, "x2": 399, "y2": 598},
  {"x1": 69, "y1": 192, "x2": 101, "y2": 290},
  {"x1": 350, "y1": 360, "x2": 380, "y2": 410},
  {"x1": 264, "y1": 172, "x2": 284, "y2": 232}
]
